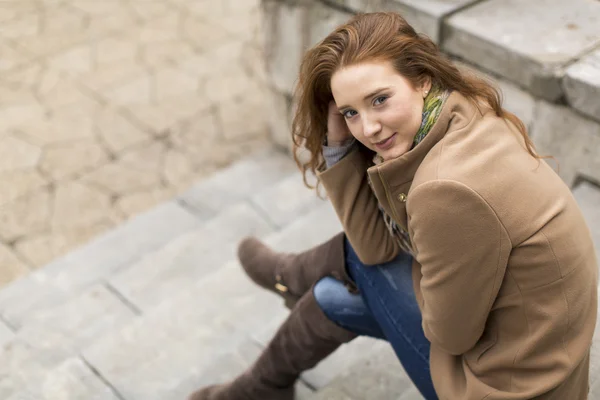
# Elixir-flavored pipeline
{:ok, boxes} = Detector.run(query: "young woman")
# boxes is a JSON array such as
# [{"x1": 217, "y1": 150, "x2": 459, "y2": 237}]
[{"x1": 189, "y1": 12, "x2": 598, "y2": 400}]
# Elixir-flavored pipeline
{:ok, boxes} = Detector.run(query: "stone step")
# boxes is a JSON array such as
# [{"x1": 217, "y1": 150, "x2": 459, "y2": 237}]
[
  {"x1": 442, "y1": 0, "x2": 600, "y2": 102},
  {"x1": 5, "y1": 357, "x2": 121, "y2": 400},
  {"x1": 0, "y1": 201, "x2": 206, "y2": 400},
  {"x1": 0, "y1": 200, "x2": 205, "y2": 331},
  {"x1": 79, "y1": 202, "x2": 342, "y2": 400},
  {"x1": 309, "y1": 341, "x2": 421, "y2": 400},
  {"x1": 573, "y1": 181, "x2": 600, "y2": 261},
  {"x1": 178, "y1": 147, "x2": 298, "y2": 215},
  {"x1": 0, "y1": 162, "x2": 325, "y2": 399},
  {"x1": 107, "y1": 201, "x2": 275, "y2": 312},
  {"x1": 106, "y1": 161, "x2": 325, "y2": 314},
  {"x1": 0, "y1": 285, "x2": 137, "y2": 398},
  {"x1": 0, "y1": 318, "x2": 13, "y2": 348},
  {"x1": 573, "y1": 181, "x2": 600, "y2": 397},
  {"x1": 0, "y1": 149, "x2": 304, "y2": 399},
  {"x1": 77, "y1": 200, "x2": 418, "y2": 399},
  {"x1": 591, "y1": 307, "x2": 600, "y2": 394},
  {"x1": 0, "y1": 148, "x2": 296, "y2": 331}
]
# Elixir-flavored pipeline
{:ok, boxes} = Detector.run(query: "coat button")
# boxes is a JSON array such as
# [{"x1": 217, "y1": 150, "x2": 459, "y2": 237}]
[{"x1": 397, "y1": 193, "x2": 407, "y2": 202}]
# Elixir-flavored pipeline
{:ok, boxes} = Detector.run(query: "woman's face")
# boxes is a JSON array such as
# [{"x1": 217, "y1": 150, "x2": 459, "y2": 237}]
[{"x1": 330, "y1": 60, "x2": 431, "y2": 160}]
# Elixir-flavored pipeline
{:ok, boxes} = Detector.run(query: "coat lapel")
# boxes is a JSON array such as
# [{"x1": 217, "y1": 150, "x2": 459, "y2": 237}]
[{"x1": 366, "y1": 91, "x2": 467, "y2": 230}]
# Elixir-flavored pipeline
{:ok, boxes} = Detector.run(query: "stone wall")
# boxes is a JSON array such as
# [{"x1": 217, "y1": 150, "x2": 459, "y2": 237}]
[{"x1": 261, "y1": 0, "x2": 600, "y2": 189}]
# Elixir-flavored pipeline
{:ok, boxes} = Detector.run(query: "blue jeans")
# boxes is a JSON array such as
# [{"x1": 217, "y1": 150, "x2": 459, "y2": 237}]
[{"x1": 313, "y1": 239, "x2": 438, "y2": 400}]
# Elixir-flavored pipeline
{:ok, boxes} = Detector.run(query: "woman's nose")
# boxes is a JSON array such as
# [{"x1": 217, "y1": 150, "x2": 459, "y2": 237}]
[{"x1": 362, "y1": 116, "x2": 381, "y2": 138}]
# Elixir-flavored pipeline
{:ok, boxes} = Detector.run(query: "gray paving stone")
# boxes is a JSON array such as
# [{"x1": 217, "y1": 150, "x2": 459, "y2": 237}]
[
  {"x1": 0, "y1": 333, "x2": 74, "y2": 398},
  {"x1": 564, "y1": 49, "x2": 600, "y2": 124},
  {"x1": 323, "y1": 0, "x2": 479, "y2": 42},
  {"x1": 264, "y1": 201, "x2": 343, "y2": 253},
  {"x1": 179, "y1": 148, "x2": 297, "y2": 214},
  {"x1": 572, "y1": 181, "x2": 600, "y2": 264},
  {"x1": 82, "y1": 306, "x2": 241, "y2": 399},
  {"x1": 6, "y1": 357, "x2": 120, "y2": 400},
  {"x1": 193, "y1": 259, "x2": 292, "y2": 341},
  {"x1": 308, "y1": 1, "x2": 354, "y2": 48},
  {"x1": 326, "y1": 0, "x2": 383, "y2": 13},
  {"x1": 591, "y1": 381, "x2": 600, "y2": 400},
  {"x1": 310, "y1": 386, "x2": 357, "y2": 400},
  {"x1": 0, "y1": 278, "x2": 73, "y2": 332},
  {"x1": 264, "y1": 0, "x2": 308, "y2": 94},
  {"x1": 573, "y1": 182, "x2": 600, "y2": 396},
  {"x1": 43, "y1": 201, "x2": 203, "y2": 289},
  {"x1": 398, "y1": 385, "x2": 425, "y2": 400},
  {"x1": 382, "y1": 0, "x2": 479, "y2": 43},
  {"x1": 531, "y1": 101, "x2": 600, "y2": 187},
  {"x1": 302, "y1": 337, "x2": 390, "y2": 389},
  {"x1": 321, "y1": 343, "x2": 415, "y2": 399},
  {"x1": 83, "y1": 260, "x2": 293, "y2": 400},
  {"x1": 297, "y1": 382, "x2": 317, "y2": 400},
  {"x1": 11, "y1": 284, "x2": 136, "y2": 351},
  {"x1": 0, "y1": 201, "x2": 201, "y2": 330},
  {"x1": 443, "y1": 0, "x2": 600, "y2": 101},
  {"x1": 0, "y1": 286, "x2": 135, "y2": 398},
  {"x1": 255, "y1": 323, "x2": 391, "y2": 393},
  {"x1": 0, "y1": 318, "x2": 14, "y2": 348},
  {"x1": 497, "y1": 78, "x2": 537, "y2": 132},
  {"x1": 159, "y1": 338, "x2": 263, "y2": 399},
  {"x1": 175, "y1": 340, "x2": 314, "y2": 399},
  {"x1": 0, "y1": 273, "x2": 61, "y2": 330},
  {"x1": 109, "y1": 201, "x2": 274, "y2": 311},
  {"x1": 267, "y1": 86, "x2": 294, "y2": 151},
  {"x1": 589, "y1": 301, "x2": 600, "y2": 392},
  {"x1": 250, "y1": 173, "x2": 326, "y2": 228}
]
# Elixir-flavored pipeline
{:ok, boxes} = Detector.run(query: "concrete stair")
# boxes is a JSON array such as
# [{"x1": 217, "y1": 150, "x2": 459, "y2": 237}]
[{"x1": 0, "y1": 147, "x2": 599, "y2": 399}]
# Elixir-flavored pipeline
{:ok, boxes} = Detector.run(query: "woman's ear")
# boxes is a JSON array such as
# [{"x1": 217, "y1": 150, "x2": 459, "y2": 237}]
[{"x1": 421, "y1": 78, "x2": 433, "y2": 98}]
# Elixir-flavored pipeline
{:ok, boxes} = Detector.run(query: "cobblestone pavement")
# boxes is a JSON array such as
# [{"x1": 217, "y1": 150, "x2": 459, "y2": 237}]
[{"x1": 0, "y1": 0, "x2": 270, "y2": 286}]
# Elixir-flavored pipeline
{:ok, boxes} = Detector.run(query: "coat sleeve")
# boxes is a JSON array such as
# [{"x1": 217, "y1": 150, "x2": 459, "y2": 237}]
[
  {"x1": 318, "y1": 147, "x2": 401, "y2": 265},
  {"x1": 407, "y1": 180, "x2": 511, "y2": 355}
]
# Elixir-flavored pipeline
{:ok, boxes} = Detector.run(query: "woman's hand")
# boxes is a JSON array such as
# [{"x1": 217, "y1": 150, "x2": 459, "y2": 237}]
[{"x1": 326, "y1": 100, "x2": 353, "y2": 146}]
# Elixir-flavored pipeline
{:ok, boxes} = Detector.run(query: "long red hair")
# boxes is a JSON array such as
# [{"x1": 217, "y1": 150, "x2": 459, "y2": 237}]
[{"x1": 291, "y1": 12, "x2": 544, "y2": 188}]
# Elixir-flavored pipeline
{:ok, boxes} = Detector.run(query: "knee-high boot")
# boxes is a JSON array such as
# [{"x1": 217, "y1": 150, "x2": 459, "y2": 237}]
[{"x1": 188, "y1": 289, "x2": 357, "y2": 400}]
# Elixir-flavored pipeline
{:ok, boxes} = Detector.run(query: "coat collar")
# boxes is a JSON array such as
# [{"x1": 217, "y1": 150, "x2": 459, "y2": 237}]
[{"x1": 366, "y1": 92, "x2": 479, "y2": 230}]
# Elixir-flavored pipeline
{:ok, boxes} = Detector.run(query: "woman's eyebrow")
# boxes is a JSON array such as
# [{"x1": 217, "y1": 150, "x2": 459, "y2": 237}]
[{"x1": 337, "y1": 86, "x2": 391, "y2": 111}]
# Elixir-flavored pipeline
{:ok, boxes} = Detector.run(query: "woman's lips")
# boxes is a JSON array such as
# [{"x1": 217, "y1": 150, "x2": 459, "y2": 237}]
[{"x1": 374, "y1": 133, "x2": 397, "y2": 151}]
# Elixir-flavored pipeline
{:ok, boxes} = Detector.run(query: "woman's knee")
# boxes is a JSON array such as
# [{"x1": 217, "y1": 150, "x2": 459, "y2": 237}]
[
  {"x1": 313, "y1": 276, "x2": 349, "y2": 311},
  {"x1": 313, "y1": 276, "x2": 371, "y2": 316}
]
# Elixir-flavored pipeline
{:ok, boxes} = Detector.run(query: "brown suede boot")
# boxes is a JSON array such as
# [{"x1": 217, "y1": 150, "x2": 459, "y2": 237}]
[
  {"x1": 237, "y1": 233, "x2": 357, "y2": 309},
  {"x1": 188, "y1": 289, "x2": 357, "y2": 400}
]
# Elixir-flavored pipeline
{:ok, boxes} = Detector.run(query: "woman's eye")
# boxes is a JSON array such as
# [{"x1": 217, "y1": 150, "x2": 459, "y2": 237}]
[
  {"x1": 343, "y1": 110, "x2": 357, "y2": 119},
  {"x1": 373, "y1": 96, "x2": 387, "y2": 106}
]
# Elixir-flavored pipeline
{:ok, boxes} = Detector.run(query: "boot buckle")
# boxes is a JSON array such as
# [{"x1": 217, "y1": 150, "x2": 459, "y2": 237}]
[
  {"x1": 274, "y1": 274, "x2": 289, "y2": 293},
  {"x1": 275, "y1": 282, "x2": 289, "y2": 293}
]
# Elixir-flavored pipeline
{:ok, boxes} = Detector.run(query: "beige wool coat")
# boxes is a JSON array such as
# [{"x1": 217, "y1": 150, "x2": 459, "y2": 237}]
[{"x1": 319, "y1": 92, "x2": 599, "y2": 399}]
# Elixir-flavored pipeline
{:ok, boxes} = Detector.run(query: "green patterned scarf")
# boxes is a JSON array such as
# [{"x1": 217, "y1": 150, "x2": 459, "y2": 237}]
[{"x1": 413, "y1": 85, "x2": 451, "y2": 147}]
